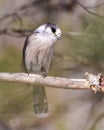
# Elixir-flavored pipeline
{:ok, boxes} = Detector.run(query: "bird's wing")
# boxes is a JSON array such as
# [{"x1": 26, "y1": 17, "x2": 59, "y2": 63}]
[
  {"x1": 21, "y1": 36, "x2": 29, "y2": 72},
  {"x1": 22, "y1": 33, "x2": 54, "y2": 74}
]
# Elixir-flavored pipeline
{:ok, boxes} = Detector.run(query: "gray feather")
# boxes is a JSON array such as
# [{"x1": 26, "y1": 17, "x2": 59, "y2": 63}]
[
  {"x1": 22, "y1": 33, "x2": 54, "y2": 114},
  {"x1": 33, "y1": 86, "x2": 48, "y2": 113},
  {"x1": 22, "y1": 23, "x2": 61, "y2": 115}
]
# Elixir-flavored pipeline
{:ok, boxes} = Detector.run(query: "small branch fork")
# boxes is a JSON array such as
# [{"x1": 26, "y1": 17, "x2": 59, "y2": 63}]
[{"x1": 0, "y1": 72, "x2": 104, "y2": 93}]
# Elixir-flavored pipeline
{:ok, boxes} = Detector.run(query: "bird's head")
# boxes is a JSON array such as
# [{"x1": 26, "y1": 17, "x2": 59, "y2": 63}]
[{"x1": 34, "y1": 23, "x2": 62, "y2": 41}]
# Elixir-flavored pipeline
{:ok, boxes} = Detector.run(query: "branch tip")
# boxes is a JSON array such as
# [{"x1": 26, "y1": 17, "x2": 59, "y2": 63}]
[{"x1": 85, "y1": 72, "x2": 103, "y2": 93}]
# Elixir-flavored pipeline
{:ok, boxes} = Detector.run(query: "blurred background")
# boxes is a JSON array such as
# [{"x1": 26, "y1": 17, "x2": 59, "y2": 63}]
[{"x1": 0, "y1": 0, "x2": 104, "y2": 130}]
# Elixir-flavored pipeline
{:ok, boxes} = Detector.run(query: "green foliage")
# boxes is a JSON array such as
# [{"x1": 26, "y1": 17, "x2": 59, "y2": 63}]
[
  {"x1": 62, "y1": 18, "x2": 104, "y2": 72},
  {"x1": 0, "y1": 47, "x2": 21, "y2": 72},
  {"x1": 0, "y1": 47, "x2": 32, "y2": 116}
]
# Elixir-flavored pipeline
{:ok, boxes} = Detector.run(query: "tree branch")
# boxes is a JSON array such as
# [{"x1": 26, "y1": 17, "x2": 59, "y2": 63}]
[
  {"x1": 0, "y1": 1, "x2": 103, "y2": 37},
  {"x1": 0, "y1": 72, "x2": 104, "y2": 93},
  {"x1": 77, "y1": 1, "x2": 104, "y2": 19},
  {"x1": 84, "y1": 1, "x2": 104, "y2": 8}
]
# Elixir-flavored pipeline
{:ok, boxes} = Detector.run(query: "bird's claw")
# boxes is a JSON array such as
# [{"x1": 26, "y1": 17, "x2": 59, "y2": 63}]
[{"x1": 41, "y1": 72, "x2": 47, "y2": 78}]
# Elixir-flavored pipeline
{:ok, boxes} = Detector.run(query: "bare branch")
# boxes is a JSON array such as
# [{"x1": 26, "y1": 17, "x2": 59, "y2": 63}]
[
  {"x1": 77, "y1": 1, "x2": 104, "y2": 19},
  {"x1": 0, "y1": 0, "x2": 45, "y2": 22},
  {"x1": 0, "y1": 0, "x2": 104, "y2": 38},
  {"x1": 0, "y1": 28, "x2": 32, "y2": 37},
  {"x1": 84, "y1": 1, "x2": 104, "y2": 8},
  {"x1": 0, "y1": 72, "x2": 104, "y2": 93}
]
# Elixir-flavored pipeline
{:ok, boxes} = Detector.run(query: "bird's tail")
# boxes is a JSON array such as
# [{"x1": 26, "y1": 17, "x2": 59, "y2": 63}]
[{"x1": 33, "y1": 86, "x2": 48, "y2": 117}]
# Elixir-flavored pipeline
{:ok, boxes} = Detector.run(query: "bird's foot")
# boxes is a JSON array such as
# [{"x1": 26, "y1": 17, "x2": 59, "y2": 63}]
[{"x1": 41, "y1": 72, "x2": 47, "y2": 78}]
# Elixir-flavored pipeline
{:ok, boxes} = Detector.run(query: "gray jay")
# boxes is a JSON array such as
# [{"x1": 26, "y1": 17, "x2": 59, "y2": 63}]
[{"x1": 22, "y1": 23, "x2": 62, "y2": 115}]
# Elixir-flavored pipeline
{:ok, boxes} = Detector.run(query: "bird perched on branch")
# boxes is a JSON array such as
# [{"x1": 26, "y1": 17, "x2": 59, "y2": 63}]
[{"x1": 22, "y1": 23, "x2": 62, "y2": 116}]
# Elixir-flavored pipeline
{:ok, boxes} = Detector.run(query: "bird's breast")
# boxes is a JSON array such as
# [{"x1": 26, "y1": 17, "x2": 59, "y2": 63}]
[{"x1": 25, "y1": 37, "x2": 54, "y2": 73}]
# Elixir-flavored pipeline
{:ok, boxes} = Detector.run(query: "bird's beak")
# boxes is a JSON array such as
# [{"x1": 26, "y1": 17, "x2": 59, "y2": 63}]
[{"x1": 55, "y1": 33, "x2": 61, "y2": 40}]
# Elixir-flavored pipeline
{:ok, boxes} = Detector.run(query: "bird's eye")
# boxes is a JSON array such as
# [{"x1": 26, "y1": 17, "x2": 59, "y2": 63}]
[{"x1": 51, "y1": 27, "x2": 56, "y2": 33}]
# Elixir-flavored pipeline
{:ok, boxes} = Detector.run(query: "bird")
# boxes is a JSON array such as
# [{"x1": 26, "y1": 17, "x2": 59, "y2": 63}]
[{"x1": 22, "y1": 23, "x2": 62, "y2": 116}]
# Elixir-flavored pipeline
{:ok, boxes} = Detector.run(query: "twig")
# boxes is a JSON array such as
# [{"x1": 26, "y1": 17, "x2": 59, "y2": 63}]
[
  {"x1": 77, "y1": 1, "x2": 104, "y2": 19},
  {"x1": 0, "y1": 29, "x2": 32, "y2": 37},
  {"x1": 85, "y1": 1, "x2": 104, "y2": 8},
  {"x1": 0, "y1": 72, "x2": 104, "y2": 92}
]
